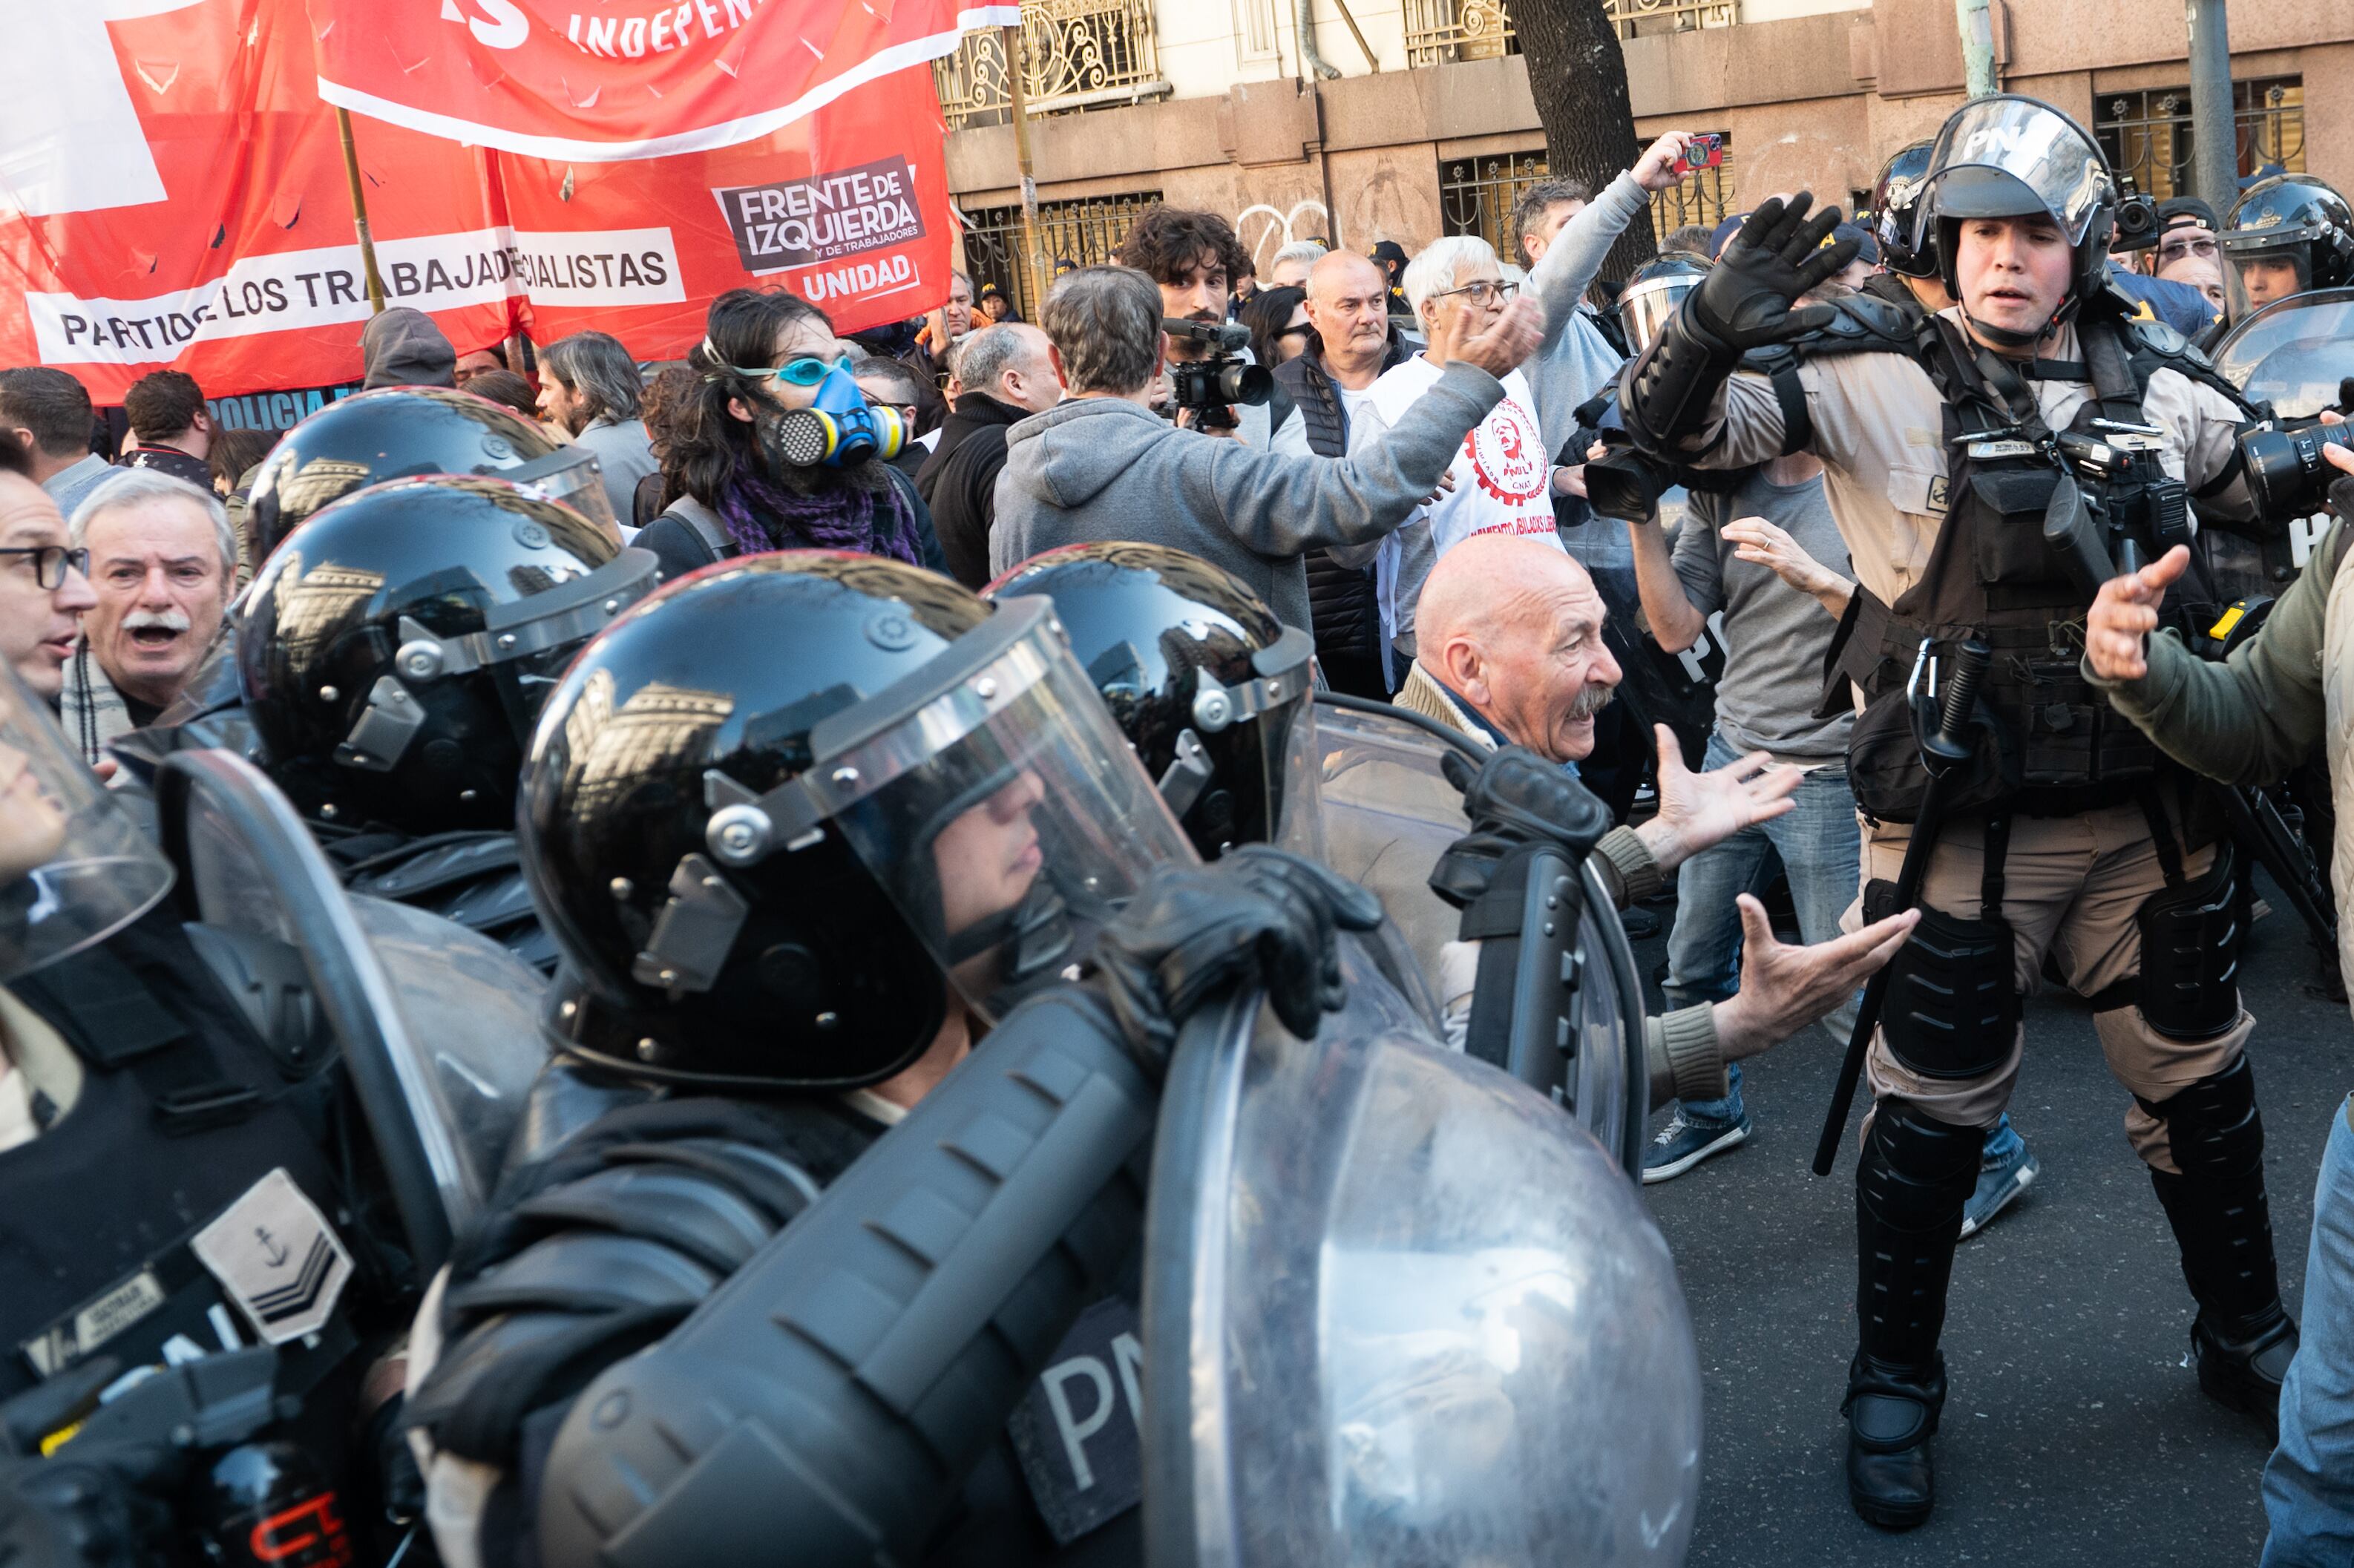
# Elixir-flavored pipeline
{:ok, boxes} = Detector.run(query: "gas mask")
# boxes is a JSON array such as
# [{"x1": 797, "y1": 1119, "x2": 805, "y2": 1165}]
[{"x1": 761, "y1": 361, "x2": 908, "y2": 471}]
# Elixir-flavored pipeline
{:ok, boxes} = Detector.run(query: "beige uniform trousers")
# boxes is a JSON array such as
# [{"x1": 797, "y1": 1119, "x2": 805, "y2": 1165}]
[{"x1": 1842, "y1": 801, "x2": 2252, "y2": 1172}]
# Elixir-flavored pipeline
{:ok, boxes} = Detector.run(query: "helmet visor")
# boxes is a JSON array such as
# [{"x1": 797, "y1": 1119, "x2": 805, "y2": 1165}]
[
  {"x1": 0, "y1": 664, "x2": 174, "y2": 982},
  {"x1": 1924, "y1": 95, "x2": 2111, "y2": 245},
  {"x1": 507, "y1": 446, "x2": 622, "y2": 539},
  {"x1": 2211, "y1": 287, "x2": 2354, "y2": 416},
  {"x1": 810, "y1": 597, "x2": 1197, "y2": 1020},
  {"x1": 1617, "y1": 273, "x2": 1702, "y2": 356}
]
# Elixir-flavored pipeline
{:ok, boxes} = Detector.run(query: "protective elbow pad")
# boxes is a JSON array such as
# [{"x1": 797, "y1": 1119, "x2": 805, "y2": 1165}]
[
  {"x1": 1619, "y1": 308, "x2": 1740, "y2": 454},
  {"x1": 1870, "y1": 883, "x2": 2019, "y2": 1081},
  {"x1": 2135, "y1": 841, "x2": 2243, "y2": 1040},
  {"x1": 535, "y1": 988, "x2": 1155, "y2": 1568}
]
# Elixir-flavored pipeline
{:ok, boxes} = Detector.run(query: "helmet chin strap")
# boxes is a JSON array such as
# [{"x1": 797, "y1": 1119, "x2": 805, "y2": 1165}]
[{"x1": 1961, "y1": 287, "x2": 2076, "y2": 355}]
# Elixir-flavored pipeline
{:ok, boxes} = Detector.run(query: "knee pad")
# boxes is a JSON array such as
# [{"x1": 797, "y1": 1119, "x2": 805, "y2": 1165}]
[
  {"x1": 1858, "y1": 1103, "x2": 1983, "y2": 1231},
  {"x1": 1867, "y1": 879, "x2": 2020, "y2": 1081},
  {"x1": 2138, "y1": 1054, "x2": 2263, "y2": 1183},
  {"x1": 2135, "y1": 840, "x2": 2243, "y2": 1040}
]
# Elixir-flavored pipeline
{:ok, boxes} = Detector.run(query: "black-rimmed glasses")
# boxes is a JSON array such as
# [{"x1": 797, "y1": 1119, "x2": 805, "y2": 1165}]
[{"x1": 0, "y1": 545, "x2": 88, "y2": 588}]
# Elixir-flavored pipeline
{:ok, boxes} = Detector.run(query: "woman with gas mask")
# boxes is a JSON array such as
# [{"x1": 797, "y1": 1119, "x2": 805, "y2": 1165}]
[{"x1": 635, "y1": 289, "x2": 949, "y2": 580}]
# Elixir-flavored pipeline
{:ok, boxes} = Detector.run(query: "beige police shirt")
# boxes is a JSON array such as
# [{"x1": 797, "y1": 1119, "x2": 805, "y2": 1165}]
[{"x1": 1661, "y1": 307, "x2": 2257, "y2": 609}]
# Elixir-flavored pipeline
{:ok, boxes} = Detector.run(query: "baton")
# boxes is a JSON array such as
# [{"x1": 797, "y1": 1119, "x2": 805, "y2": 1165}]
[
  {"x1": 2218, "y1": 784, "x2": 2341, "y2": 986},
  {"x1": 1812, "y1": 638, "x2": 1990, "y2": 1177}
]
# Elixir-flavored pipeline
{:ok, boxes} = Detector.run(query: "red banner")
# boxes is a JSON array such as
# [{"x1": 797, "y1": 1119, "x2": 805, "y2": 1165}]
[
  {"x1": 0, "y1": 0, "x2": 991, "y2": 401},
  {"x1": 312, "y1": 0, "x2": 1014, "y2": 161}
]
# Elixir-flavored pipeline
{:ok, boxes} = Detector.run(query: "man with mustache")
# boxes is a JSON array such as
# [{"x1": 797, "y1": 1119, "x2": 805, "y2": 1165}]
[
  {"x1": 60, "y1": 469, "x2": 232, "y2": 765},
  {"x1": 1396, "y1": 534, "x2": 1917, "y2": 1109},
  {"x1": 1116, "y1": 205, "x2": 1279, "y2": 447}
]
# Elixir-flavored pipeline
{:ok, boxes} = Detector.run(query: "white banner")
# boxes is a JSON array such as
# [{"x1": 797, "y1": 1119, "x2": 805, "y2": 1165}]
[{"x1": 24, "y1": 226, "x2": 686, "y2": 366}]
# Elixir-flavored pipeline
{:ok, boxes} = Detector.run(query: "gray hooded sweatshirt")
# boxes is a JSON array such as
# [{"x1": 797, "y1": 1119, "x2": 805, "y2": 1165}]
[{"x1": 989, "y1": 361, "x2": 1505, "y2": 629}]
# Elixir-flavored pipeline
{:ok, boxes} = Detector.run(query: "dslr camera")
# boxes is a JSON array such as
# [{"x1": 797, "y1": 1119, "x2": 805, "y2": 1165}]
[
  {"x1": 2235, "y1": 379, "x2": 2354, "y2": 522},
  {"x1": 1163, "y1": 318, "x2": 1273, "y2": 431}
]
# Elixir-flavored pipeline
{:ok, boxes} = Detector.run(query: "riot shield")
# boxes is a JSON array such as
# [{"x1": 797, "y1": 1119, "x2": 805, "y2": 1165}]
[
  {"x1": 155, "y1": 749, "x2": 548, "y2": 1273},
  {"x1": 1312, "y1": 695, "x2": 1649, "y2": 1172},
  {"x1": 2212, "y1": 287, "x2": 2354, "y2": 419},
  {"x1": 1141, "y1": 968, "x2": 1702, "y2": 1568}
]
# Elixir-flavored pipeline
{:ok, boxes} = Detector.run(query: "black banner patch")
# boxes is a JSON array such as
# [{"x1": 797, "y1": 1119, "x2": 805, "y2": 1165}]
[
  {"x1": 713, "y1": 156, "x2": 925, "y2": 275},
  {"x1": 1006, "y1": 1297, "x2": 1144, "y2": 1545}
]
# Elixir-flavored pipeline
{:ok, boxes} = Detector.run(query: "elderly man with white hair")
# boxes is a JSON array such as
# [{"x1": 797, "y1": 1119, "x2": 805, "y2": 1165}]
[{"x1": 59, "y1": 468, "x2": 235, "y2": 765}]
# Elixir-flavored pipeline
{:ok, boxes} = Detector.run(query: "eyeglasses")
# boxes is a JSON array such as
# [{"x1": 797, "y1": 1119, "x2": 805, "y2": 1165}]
[
  {"x1": 2157, "y1": 236, "x2": 2220, "y2": 262},
  {"x1": 1429, "y1": 278, "x2": 1520, "y2": 307},
  {"x1": 0, "y1": 545, "x2": 89, "y2": 589},
  {"x1": 1277, "y1": 324, "x2": 1314, "y2": 340}
]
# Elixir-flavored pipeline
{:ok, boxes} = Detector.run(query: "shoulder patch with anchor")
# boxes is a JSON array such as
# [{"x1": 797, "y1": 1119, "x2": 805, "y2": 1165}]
[{"x1": 191, "y1": 1169, "x2": 353, "y2": 1346}]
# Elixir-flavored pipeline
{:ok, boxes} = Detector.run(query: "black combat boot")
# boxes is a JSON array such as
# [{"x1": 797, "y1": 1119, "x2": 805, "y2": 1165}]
[
  {"x1": 2144, "y1": 1056, "x2": 2300, "y2": 1431},
  {"x1": 1844, "y1": 1104, "x2": 1981, "y2": 1531}
]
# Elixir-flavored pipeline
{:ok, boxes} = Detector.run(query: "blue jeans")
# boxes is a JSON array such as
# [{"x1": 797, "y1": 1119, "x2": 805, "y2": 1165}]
[
  {"x1": 1654, "y1": 737, "x2": 2033, "y2": 1158},
  {"x1": 1662, "y1": 735, "x2": 1865, "y2": 1125},
  {"x1": 2261, "y1": 1095, "x2": 2354, "y2": 1566}
]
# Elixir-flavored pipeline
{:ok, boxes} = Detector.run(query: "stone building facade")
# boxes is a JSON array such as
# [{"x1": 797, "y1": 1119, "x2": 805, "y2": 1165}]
[{"x1": 939, "y1": 0, "x2": 2353, "y2": 312}]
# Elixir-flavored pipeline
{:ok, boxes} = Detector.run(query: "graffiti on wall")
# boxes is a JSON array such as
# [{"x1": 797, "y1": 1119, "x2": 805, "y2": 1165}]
[{"x1": 1233, "y1": 199, "x2": 1332, "y2": 271}]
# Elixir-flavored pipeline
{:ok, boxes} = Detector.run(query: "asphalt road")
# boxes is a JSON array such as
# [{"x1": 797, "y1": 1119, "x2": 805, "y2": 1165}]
[{"x1": 1638, "y1": 863, "x2": 2350, "y2": 1568}]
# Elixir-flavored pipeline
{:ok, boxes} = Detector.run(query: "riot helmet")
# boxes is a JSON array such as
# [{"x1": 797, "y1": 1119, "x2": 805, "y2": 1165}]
[
  {"x1": 1872, "y1": 138, "x2": 1940, "y2": 280},
  {"x1": 244, "y1": 387, "x2": 620, "y2": 559},
  {"x1": 984, "y1": 543, "x2": 1317, "y2": 862},
  {"x1": 0, "y1": 663, "x2": 173, "y2": 983},
  {"x1": 519, "y1": 553, "x2": 1196, "y2": 1090},
  {"x1": 1616, "y1": 252, "x2": 1713, "y2": 355},
  {"x1": 240, "y1": 476, "x2": 658, "y2": 835},
  {"x1": 2222, "y1": 174, "x2": 2354, "y2": 308},
  {"x1": 1918, "y1": 94, "x2": 2117, "y2": 346}
]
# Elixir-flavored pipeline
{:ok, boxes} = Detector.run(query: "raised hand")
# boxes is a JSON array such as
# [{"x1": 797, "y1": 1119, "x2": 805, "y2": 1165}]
[
  {"x1": 1635, "y1": 724, "x2": 1800, "y2": 873},
  {"x1": 1429, "y1": 294, "x2": 1547, "y2": 378},
  {"x1": 1691, "y1": 193, "x2": 1858, "y2": 350},
  {"x1": 1714, "y1": 896, "x2": 1920, "y2": 1060},
  {"x1": 2085, "y1": 544, "x2": 2191, "y2": 681}
]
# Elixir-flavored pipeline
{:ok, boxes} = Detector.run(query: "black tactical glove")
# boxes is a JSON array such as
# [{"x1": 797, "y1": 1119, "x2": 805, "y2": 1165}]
[
  {"x1": 1095, "y1": 845, "x2": 1384, "y2": 1069},
  {"x1": 1429, "y1": 747, "x2": 1610, "y2": 913},
  {"x1": 1690, "y1": 193, "x2": 1859, "y2": 351},
  {"x1": 0, "y1": 1363, "x2": 189, "y2": 1568}
]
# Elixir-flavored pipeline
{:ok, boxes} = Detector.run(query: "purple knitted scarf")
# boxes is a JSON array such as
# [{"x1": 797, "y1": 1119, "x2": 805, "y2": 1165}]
[{"x1": 712, "y1": 453, "x2": 922, "y2": 565}]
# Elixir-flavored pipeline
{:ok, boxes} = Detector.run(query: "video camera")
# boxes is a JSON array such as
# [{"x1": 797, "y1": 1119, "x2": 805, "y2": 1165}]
[
  {"x1": 1163, "y1": 318, "x2": 1272, "y2": 431},
  {"x1": 2235, "y1": 378, "x2": 2354, "y2": 520}
]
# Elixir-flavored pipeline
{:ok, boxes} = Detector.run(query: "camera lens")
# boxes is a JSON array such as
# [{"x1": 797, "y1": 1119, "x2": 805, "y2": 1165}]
[
  {"x1": 1216, "y1": 363, "x2": 1274, "y2": 408},
  {"x1": 1584, "y1": 452, "x2": 1665, "y2": 524},
  {"x1": 2241, "y1": 421, "x2": 2354, "y2": 521}
]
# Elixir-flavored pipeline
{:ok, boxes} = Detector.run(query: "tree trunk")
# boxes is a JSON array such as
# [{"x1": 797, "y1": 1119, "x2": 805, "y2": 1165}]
[{"x1": 1509, "y1": 0, "x2": 1656, "y2": 283}]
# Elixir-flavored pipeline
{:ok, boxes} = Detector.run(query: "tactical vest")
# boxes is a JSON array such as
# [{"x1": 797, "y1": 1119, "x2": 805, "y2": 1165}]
[
  {"x1": 1817, "y1": 298, "x2": 2246, "y2": 818},
  {"x1": 0, "y1": 912, "x2": 356, "y2": 1401}
]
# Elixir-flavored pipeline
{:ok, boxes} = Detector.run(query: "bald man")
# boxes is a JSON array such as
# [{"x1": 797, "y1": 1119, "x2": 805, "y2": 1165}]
[
  {"x1": 1272, "y1": 249, "x2": 1414, "y2": 698},
  {"x1": 1392, "y1": 535, "x2": 1917, "y2": 1102}
]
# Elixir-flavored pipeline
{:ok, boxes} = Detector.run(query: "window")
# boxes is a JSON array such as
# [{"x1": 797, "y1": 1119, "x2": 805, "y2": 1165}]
[
  {"x1": 1236, "y1": 0, "x2": 1278, "y2": 61},
  {"x1": 2094, "y1": 76, "x2": 2304, "y2": 204},
  {"x1": 1440, "y1": 142, "x2": 1731, "y2": 260},
  {"x1": 957, "y1": 190, "x2": 1164, "y2": 320}
]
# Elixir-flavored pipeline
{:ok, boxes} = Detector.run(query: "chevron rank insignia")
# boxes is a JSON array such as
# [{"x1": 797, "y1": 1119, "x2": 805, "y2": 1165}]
[{"x1": 191, "y1": 1170, "x2": 353, "y2": 1346}]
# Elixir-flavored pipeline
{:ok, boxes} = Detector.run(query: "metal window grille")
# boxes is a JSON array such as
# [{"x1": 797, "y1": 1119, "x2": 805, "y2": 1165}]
[
  {"x1": 958, "y1": 191, "x2": 1165, "y2": 321},
  {"x1": 2094, "y1": 76, "x2": 2305, "y2": 204},
  {"x1": 932, "y1": 0, "x2": 1168, "y2": 131},
  {"x1": 1403, "y1": 0, "x2": 1734, "y2": 66},
  {"x1": 1440, "y1": 146, "x2": 1733, "y2": 260}
]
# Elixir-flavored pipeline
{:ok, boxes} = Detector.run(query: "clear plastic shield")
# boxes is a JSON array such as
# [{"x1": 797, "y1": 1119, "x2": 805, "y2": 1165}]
[
  {"x1": 508, "y1": 445, "x2": 622, "y2": 539},
  {"x1": 1142, "y1": 971, "x2": 1702, "y2": 1568},
  {"x1": 1309, "y1": 699, "x2": 1645, "y2": 1168},
  {"x1": 1924, "y1": 95, "x2": 2111, "y2": 243},
  {"x1": 158, "y1": 749, "x2": 549, "y2": 1270},
  {"x1": 818, "y1": 600, "x2": 1199, "y2": 1020},
  {"x1": 0, "y1": 664, "x2": 173, "y2": 983},
  {"x1": 2212, "y1": 288, "x2": 2354, "y2": 417},
  {"x1": 1619, "y1": 273, "x2": 1702, "y2": 355}
]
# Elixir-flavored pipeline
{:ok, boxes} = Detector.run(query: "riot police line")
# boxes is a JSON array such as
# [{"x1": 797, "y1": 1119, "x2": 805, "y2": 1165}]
[{"x1": 8, "y1": 91, "x2": 2354, "y2": 1568}]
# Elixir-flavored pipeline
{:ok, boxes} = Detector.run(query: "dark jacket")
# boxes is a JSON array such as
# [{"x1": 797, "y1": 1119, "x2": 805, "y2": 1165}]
[
  {"x1": 1272, "y1": 335, "x2": 1409, "y2": 666},
  {"x1": 635, "y1": 463, "x2": 948, "y2": 583},
  {"x1": 917, "y1": 392, "x2": 1031, "y2": 588}
]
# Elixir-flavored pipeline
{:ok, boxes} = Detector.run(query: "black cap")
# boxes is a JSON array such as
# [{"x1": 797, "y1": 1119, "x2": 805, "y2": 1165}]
[{"x1": 2157, "y1": 196, "x2": 2220, "y2": 233}]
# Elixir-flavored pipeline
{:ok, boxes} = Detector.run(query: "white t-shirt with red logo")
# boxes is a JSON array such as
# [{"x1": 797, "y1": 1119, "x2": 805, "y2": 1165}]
[{"x1": 1350, "y1": 356, "x2": 1564, "y2": 654}]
